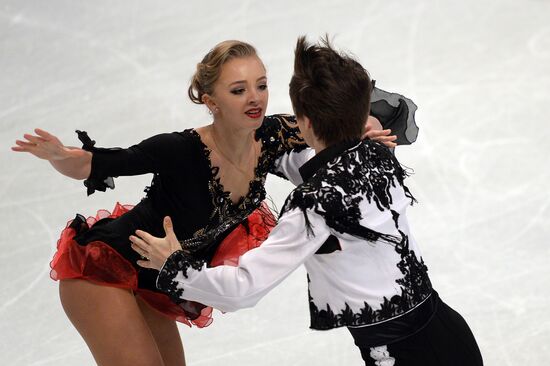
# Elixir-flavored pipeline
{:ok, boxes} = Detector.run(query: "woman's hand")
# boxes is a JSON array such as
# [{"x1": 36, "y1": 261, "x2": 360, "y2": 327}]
[
  {"x1": 12, "y1": 129, "x2": 69, "y2": 161},
  {"x1": 362, "y1": 116, "x2": 397, "y2": 148},
  {"x1": 130, "y1": 216, "x2": 182, "y2": 271}
]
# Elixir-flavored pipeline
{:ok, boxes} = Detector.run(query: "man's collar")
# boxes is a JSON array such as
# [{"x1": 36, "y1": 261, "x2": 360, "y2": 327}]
[{"x1": 299, "y1": 139, "x2": 361, "y2": 181}]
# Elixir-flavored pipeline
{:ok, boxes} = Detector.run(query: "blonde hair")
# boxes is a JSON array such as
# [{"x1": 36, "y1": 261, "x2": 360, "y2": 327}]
[{"x1": 188, "y1": 40, "x2": 258, "y2": 104}]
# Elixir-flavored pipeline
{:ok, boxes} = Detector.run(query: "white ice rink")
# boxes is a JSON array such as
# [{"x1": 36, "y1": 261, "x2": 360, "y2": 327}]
[{"x1": 1, "y1": 0, "x2": 549, "y2": 365}]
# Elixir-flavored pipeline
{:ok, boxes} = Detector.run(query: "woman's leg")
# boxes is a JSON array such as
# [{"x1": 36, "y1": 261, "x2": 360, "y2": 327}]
[
  {"x1": 59, "y1": 279, "x2": 165, "y2": 366},
  {"x1": 136, "y1": 296, "x2": 186, "y2": 366}
]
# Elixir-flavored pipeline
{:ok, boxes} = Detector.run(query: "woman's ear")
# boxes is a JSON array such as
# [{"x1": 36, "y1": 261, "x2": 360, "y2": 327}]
[{"x1": 202, "y1": 94, "x2": 218, "y2": 114}]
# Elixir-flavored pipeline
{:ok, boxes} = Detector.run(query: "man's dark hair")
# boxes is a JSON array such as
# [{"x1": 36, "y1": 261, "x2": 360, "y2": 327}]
[{"x1": 289, "y1": 36, "x2": 372, "y2": 146}]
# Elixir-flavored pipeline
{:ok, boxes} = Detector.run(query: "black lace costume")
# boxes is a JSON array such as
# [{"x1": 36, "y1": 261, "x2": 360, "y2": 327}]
[{"x1": 50, "y1": 114, "x2": 304, "y2": 326}]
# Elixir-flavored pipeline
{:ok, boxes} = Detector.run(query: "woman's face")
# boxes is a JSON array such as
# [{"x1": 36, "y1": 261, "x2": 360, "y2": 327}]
[{"x1": 209, "y1": 56, "x2": 268, "y2": 131}]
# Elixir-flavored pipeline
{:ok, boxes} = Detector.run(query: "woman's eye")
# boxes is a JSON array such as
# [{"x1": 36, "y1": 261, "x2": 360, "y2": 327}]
[
  {"x1": 258, "y1": 84, "x2": 268, "y2": 91},
  {"x1": 231, "y1": 88, "x2": 245, "y2": 95}
]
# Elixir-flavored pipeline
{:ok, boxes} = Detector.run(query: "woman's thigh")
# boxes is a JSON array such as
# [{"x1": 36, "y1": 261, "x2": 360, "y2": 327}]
[
  {"x1": 59, "y1": 279, "x2": 164, "y2": 366},
  {"x1": 136, "y1": 295, "x2": 186, "y2": 366}
]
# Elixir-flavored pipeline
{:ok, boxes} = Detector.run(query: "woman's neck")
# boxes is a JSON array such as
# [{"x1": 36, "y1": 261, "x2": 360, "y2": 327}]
[{"x1": 210, "y1": 120, "x2": 256, "y2": 162}]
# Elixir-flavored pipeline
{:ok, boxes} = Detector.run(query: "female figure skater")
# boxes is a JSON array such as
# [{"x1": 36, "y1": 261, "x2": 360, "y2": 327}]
[
  {"x1": 131, "y1": 37, "x2": 483, "y2": 365},
  {"x1": 12, "y1": 40, "x2": 416, "y2": 366}
]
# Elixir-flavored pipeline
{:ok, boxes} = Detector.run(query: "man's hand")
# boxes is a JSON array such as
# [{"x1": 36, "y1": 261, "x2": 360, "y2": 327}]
[{"x1": 130, "y1": 216, "x2": 182, "y2": 270}]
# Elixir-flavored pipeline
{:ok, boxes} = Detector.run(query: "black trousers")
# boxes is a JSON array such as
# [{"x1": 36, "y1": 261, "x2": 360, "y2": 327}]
[{"x1": 351, "y1": 297, "x2": 483, "y2": 366}]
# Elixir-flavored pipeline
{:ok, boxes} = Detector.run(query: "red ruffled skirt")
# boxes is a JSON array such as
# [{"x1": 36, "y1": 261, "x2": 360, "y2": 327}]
[{"x1": 50, "y1": 202, "x2": 276, "y2": 327}]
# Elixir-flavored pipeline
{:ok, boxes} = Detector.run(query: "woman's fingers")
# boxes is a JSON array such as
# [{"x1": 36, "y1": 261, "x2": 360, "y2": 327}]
[
  {"x1": 374, "y1": 129, "x2": 392, "y2": 136},
  {"x1": 362, "y1": 129, "x2": 391, "y2": 140},
  {"x1": 377, "y1": 135, "x2": 398, "y2": 142},
  {"x1": 365, "y1": 130, "x2": 397, "y2": 140},
  {"x1": 34, "y1": 128, "x2": 54, "y2": 139},
  {"x1": 23, "y1": 134, "x2": 47, "y2": 144},
  {"x1": 12, "y1": 146, "x2": 34, "y2": 152},
  {"x1": 363, "y1": 129, "x2": 398, "y2": 148},
  {"x1": 14, "y1": 140, "x2": 36, "y2": 148},
  {"x1": 13, "y1": 130, "x2": 54, "y2": 151},
  {"x1": 12, "y1": 140, "x2": 39, "y2": 153}
]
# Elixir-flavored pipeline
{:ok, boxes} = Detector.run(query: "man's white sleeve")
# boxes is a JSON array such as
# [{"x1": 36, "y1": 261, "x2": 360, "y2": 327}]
[
  {"x1": 272, "y1": 148, "x2": 315, "y2": 185},
  {"x1": 156, "y1": 208, "x2": 329, "y2": 312}
]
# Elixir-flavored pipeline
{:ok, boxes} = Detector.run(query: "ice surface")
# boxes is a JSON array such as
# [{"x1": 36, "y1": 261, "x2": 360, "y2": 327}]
[{"x1": 1, "y1": 0, "x2": 549, "y2": 364}]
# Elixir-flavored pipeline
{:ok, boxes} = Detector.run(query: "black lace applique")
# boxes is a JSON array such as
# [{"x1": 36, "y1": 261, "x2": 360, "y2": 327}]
[
  {"x1": 179, "y1": 117, "x2": 302, "y2": 254},
  {"x1": 308, "y1": 230, "x2": 432, "y2": 330},
  {"x1": 76, "y1": 130, "x2": 116, "y2": 196},
  {"x1": 255, "y1": 114, "x2": 308, "y2": 181},
  {"x1": 394, "y1": 231, "x2": 432, "y2": 304},
  {"x1": 255, "y1": 114, "x2": 306, "y2": 154},
  {"x1": 157, "y1": 250, "x2": 205, "y2": 303},
  {"x1": 288, "y1": 139, "x2": 430, "y2": 330},
  {"x1": 281, "y1": 140, "x2": 414, "y2": 243},
  {"x1": 180, "y1": 129, "x2": 266, "y2": 254}
]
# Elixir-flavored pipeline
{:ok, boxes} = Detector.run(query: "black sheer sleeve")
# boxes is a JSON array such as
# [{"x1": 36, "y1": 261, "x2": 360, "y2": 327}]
[
  {"x1": 76, "y1": 130, "x2": 188, "y2": 195},
  {"x1": 370, "y1": 81, "x2": 420, "y2": 145}
]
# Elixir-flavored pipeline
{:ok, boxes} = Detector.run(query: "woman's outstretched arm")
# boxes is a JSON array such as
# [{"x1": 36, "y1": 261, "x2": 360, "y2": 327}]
[{"x1": 12, "y1": 128, "x2": 92, "y2": 179}]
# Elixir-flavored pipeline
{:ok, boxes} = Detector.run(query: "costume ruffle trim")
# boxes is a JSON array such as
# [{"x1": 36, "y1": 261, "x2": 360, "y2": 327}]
[{"x1": 49, "y1": 202, "x2": 213, "y2": 328}]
